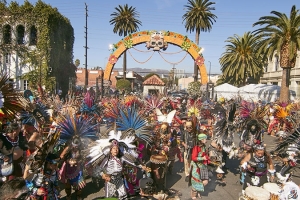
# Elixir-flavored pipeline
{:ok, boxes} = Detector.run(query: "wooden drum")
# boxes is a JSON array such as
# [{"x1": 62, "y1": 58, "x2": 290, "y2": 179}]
[{"x1": 263, "y1": 183, "x2": 281, "y2": 200}]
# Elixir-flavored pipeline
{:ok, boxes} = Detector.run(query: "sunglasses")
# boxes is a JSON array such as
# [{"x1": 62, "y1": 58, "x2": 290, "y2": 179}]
[{"x1": 186, "y1": 126, "x2": 193, "y2": 129}]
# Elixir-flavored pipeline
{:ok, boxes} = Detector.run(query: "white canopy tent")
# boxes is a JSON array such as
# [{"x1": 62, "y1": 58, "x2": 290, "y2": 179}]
[
  {"x1": 238, "y1": 84, "x2": 296, "y2": 102},
  {"x1": 214, "y1": 83, "x2": 239, "y2": 99}
]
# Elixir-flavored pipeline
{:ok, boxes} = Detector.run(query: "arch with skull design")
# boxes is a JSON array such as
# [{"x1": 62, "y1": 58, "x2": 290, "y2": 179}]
[{"x1": 104, "y1": 30, "x2": 208, "y2": 83}]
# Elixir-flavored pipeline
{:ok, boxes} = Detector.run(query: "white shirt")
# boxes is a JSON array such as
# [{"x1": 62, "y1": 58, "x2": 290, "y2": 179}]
[{"x1": 279, "y1": 181, "x2": 300, "y2": 200}]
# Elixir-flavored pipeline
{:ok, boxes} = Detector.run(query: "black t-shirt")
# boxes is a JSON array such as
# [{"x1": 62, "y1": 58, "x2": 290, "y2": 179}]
[{"x1": 180, "y1": 130, "x2": 195, "y2": 149}]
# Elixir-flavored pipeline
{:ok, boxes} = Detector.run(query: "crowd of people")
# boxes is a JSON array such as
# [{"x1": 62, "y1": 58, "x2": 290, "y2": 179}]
[{"x1": 0, "y1": 74, "x2": 300, "y2": 200}]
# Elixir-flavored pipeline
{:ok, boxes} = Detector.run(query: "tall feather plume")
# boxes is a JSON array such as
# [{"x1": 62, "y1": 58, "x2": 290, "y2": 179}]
[
  {"x1": 0, "y1": 74, "x2": 23, "y2": 119},
  {"x1": 116, "y1": 107, "x2": 152, "y2": 144}
]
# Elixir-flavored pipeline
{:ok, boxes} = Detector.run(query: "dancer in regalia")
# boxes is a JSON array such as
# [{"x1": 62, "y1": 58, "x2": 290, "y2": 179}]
[
  {"x1": 87, "y1": 106, "x2": 152, "y2": 199},
  {"x1": 190, "y1": 133, "x2": 210, "y2": 199},
  {"x1": 58, "y1": 114, "x2": 98, "y2": 200},
  {"x1": 86, "y1": 130, "x2": 147, "y2": 200},
  {"x1": 240, "y1": 144, "x2": 275, "y2": 193}
]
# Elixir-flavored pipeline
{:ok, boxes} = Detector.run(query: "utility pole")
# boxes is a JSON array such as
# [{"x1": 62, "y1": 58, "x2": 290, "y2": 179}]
[
  {"x1": 84, "y1": 3, "x2": 89, "y2": 87},
  {"x1": 172, "y1": 64, "x2": 177, "y2": 90}
]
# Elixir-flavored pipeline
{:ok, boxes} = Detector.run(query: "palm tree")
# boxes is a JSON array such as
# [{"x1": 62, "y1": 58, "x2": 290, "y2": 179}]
[
  {"x1": 253, "y1": 5, "x2": 300, "y2": 102},
  {"x1": 182, "y1": 0, "x2": 217, "y2": 82},
  {"x1": 110, "y1": 4, "x2": 142, "y2": 80},
  {"x1": 219, "y1": 32, "x2": 264, "y2": 86}
]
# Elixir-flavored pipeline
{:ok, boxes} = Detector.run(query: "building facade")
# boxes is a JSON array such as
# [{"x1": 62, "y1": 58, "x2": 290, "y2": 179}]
[
  {"x1": 260, "y1": 51, "x2": 300, "y2": 98},
  {"x1": 0, "y1": 1, "x2": 74, "y2": 94},
  {"x1": 76, "y1": 69, "x2": 143, "y2": 92}
]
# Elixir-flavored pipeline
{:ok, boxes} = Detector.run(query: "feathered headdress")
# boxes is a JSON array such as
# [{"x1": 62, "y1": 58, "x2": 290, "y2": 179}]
[
  {"x1": 86, "y1": 130, "x2": 139, "y2": 167},
  {"x1": 272, "y1": 103, "x2": 294, "y2": 132},
  {"x1": 272, "y1": 128, "x2": 300, "y2": 157},
  {"x1": 144, "y1": 96, "x2": 163, "y2": 113},
  {"x1": 116, "y1": 107, "x2": 152, "y2": 144},
  {"x1": 20, "y1": 99, "x2": 50, "y2": 130},
  {"x1": 124, "y1": 95, "x2": 143, "y2": 108},
  {"x1": 238, "y1": 100, "x2": 269, "y2": 131},
  {"x1": 58, "y1": 113, "x2": 98, "y2": 145},
  {"x1": 214, "y1": 102, "x2": 237, "y2": 149},
  {"x1": 0, "y1": 74, "x2": 23, "y2": 119}
]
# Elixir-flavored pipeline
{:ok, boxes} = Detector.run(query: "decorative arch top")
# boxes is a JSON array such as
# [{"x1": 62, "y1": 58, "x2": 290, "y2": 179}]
[{"x1": 104, "y1": 30, "x2": 208, "y2": 84}]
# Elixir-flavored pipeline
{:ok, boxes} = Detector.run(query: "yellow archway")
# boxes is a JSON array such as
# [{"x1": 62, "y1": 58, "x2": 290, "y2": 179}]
[{"x1": 104, "y1": 30, "x2": 208, "y2": 84}]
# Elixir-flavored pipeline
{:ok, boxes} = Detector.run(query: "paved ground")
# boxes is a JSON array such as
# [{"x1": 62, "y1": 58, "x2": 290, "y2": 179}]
[{"x1": 59, "y1": 134, "x2": 300, "y2": 200}]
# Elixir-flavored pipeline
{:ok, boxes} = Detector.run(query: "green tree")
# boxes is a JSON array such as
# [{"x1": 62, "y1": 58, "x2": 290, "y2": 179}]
[
  {"x1": 0, "y1": 1, "x2": 74, "y2": 95},
  {"x1": 75, "y1": 59, "x2": 80, "y2": 68},
  {"x1": 116, "y1": 79, "x2": 131, "y2": 92},
  {"x1": 219, "y1": 32, "x2": 263, "y2": 87},
  {"x1": 253, "y1": 5, "x2": 300, "y2": 102},
  {"x1": 110, "y1": 4, "x2": 142, "y2": 80},
  {"x1": 182, "y1": 0, "x2": 217, "y2": 81}
]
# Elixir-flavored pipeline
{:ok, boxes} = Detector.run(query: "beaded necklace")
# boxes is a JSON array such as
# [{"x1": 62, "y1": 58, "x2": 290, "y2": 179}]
[{"x1": 6, "y1": 135, "x2": 19, "y2": 147}]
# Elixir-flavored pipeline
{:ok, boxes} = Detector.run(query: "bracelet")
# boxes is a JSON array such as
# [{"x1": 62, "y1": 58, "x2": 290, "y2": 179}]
[
  {"x1": 32, "y1": 188, "x2": 38, "y2": 195},
  {"x1": 268, "y1": 169, "x2": 276, "y2": 174}
]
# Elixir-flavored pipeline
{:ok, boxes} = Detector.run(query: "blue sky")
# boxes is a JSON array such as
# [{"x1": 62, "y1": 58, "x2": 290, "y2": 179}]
[{"x1": 10, "y1": 0, "x2": 300, "y2": 74}]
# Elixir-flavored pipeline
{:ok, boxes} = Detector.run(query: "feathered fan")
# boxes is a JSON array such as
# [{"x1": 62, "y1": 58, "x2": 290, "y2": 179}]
[{"x1": 0, "y1": 74, "x2": 23, "y2": 119}]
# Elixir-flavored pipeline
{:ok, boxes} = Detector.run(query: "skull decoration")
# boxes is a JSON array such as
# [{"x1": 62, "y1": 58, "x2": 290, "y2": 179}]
[
  {"x1": 146, "y1": 31, "x2": 168, "y2": 51},
  {"x1": 160, "y1": 122, "x2": 169, "y2": 135}
]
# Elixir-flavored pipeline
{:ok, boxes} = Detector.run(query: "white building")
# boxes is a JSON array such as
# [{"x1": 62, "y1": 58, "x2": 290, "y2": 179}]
[
  {"x1": 260, "y1": 51, "x2": 300, "y2": 98},
  {"x1": 0, "y1": 23, "x2": 37, "y2": 91}
]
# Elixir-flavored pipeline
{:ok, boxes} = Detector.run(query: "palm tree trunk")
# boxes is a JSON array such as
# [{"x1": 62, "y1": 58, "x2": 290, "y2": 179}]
[
  {"x1": 194, "y1": 29, "x2": 200, "y2": 82},
  {"x1": 279, "y1": 68, "x2": 290, "y2": 102}
]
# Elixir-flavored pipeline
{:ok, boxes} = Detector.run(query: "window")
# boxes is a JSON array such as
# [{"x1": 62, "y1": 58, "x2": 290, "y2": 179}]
[
  {"x1": 29, "y1": 26, "x2": 37, "y2": 46},
  {"x1": 275, "y1": 55, "x2": 279, "y2": 71},
  {"x1": 23, "y1": 80, "x2": 29, "y2": 90},
  {"x1": 16, "y1": 25, "x2": 25, "y2": 45},
  {"x1": 5, "y1": 53, "x2": 10, "y2": 64},
  {"x1": 3, "y1": 24, "x2": 11, "y2": 44}
]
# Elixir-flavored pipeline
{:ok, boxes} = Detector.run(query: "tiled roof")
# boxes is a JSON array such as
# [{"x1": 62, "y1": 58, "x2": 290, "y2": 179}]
[{"x1": 143, "y1": 75, "x2": 165, "y2": 86}]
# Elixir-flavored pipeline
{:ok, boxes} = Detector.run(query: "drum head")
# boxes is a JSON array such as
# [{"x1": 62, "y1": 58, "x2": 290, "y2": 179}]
[
  {"x1": 245, "y1": 186, "x2": 270, "y2": 200},
  {"x1": 263, "y1": 183, "x2": 281, "y2": 195}
]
